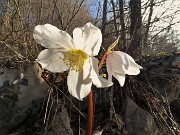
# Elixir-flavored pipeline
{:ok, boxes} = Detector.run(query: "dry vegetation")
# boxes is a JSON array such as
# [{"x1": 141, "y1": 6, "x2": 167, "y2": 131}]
[
  {"x1": 0, "y1": 0, "x2": 91, "y2": 66},
  {"x1": 0, "y1": 0, "x2": 179, "y2": 65}
]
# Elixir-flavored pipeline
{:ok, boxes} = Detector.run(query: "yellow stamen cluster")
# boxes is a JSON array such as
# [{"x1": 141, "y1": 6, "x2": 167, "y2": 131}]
[{"x1": 63, "y1": 49, "x2": 87, "y2": 71}]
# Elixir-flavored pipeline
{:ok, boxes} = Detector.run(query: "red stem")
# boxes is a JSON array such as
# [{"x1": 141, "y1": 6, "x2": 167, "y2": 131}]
[
  {"x1": 86, "y1": 50, "x2": 109, "y2": 135},
  {"x1": 86, "y1": 90, "x2": 93, "y2": 135},
  {"x1": 98, "y1": 50, "x2": 108, "y2": 71}
]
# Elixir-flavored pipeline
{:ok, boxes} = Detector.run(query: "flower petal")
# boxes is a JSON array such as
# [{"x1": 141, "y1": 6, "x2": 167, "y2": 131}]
[
  {"x1": 83, "y1": 57, "x2": 91, "y2": 80},
  {"x1": 106, "y1": 55, "x2": 126, "y2": 86},
  {"x1": 37, "y1": 49, "x2": 68, "y2": 73},
  {"x1": 106, "y1": 56, "x2": 113, "y2": 82},
  {"x1": 67, "y1": 70, "x2": 92, "y2": 100},
  {"x1": 107, "y1": 51, "x2": 143, "y2": 75},
  {"x1": 112, "y1": 72, "x2": 126, "y2": 87},
  {"x1": 73, "y1": 22, "x2": 102, "y2": 56},
  {"x1": 106, "y1": 51, "x2": 142, "y2": 87},
  {"x1": 116, "y1": 51, "x2": 142, "y2": 69},
  {"x1": 91, "y1": 57, "x2": 113, "y2": 88},
  {"x1": 125, "y1": 66, "x2": 141, "y2": 75},
  {"x1": 106, "y1": 51, "x2": 126, "y2": 74},
  {"x1": 114, "y1": 51, "x2": 142, "y2": 75},
  {"x1": 33, "y1": 24, "x2": 74, "y2": 50},
  {"x1": 128, "y1": 56, "x2": 143, "y2": 69}
]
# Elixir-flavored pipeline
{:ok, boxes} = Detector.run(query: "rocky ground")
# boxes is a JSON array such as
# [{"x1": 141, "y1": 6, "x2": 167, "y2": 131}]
[{"x1": 0, "y1": 53, "x2": 180, "y2": 135}]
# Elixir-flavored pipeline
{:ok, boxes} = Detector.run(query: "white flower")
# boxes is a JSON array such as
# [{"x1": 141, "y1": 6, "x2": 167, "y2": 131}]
[
  {"x1": 33, "y1": 22, "x2": 113, "y2": 100},
  {"x1": 106, "y1": 51, "x2": 142, "y2": 87}
]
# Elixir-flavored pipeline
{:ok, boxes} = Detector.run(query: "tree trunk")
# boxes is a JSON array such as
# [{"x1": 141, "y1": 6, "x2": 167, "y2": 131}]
[
  {"x1": 143, "y1": 0, "x2": 154, "y2": 55},
  {"x1": 128, "y1": 0, "x2": 142, "y2": 59},
  {"x1": 111, "y1": 0, "x2": 118, "y2": 39},
  {"x1": 119, "y1": 0, "x2": 126, "y2": 51},
  {"x1": 101, "y1": 0, "x2": 107, "y2": 46}
]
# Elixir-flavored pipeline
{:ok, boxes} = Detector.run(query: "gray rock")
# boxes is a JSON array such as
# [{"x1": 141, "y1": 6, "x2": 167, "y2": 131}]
[
  {"x1": 172, "y1": 56, "x2": 180, "y2": 68},
  {"x1": 0, "y1": 62, "x2": 48, "y2": 134},
  {"x1": 52, "y1": 107, "x2": 74, "y2": 135},
  {"x1": 0, "y1": 62, "x2": 74, "y2": 134},
  {"x1": 125, "y1": 97, "x2": 160, "y2": 135},
  {"x1": 0, "y1": 68, "x2": 18, "y2": 88},
  {"x1": 170, "y1": 99, "x2": 180, "y2": 123},
  {"x1": 145, "y1": 54, "x2": 180, "y2": 103}
]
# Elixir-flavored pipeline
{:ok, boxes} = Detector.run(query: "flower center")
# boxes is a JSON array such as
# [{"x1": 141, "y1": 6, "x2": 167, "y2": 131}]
[{"x1": 63, "y1": 49, "x2": 87, "y2": 71}]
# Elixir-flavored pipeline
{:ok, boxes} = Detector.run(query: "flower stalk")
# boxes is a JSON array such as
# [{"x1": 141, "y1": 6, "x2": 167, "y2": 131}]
[
  {"x1": 87, "y1": 91, "x2": 93, "y2": 135},
  {"x1": 86, "y1": 37, "x2": 120, "y2": 135}
]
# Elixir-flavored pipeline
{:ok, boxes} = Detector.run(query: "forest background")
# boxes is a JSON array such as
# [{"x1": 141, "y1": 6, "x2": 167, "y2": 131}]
[{"x1": 0, "y1": 0, "x2": 179, "y2": 63}]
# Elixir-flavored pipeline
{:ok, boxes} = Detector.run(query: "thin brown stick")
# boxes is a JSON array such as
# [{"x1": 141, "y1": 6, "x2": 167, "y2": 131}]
[{"x1": 86, "y1": 91, "x2": 93, "y2": 135}]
